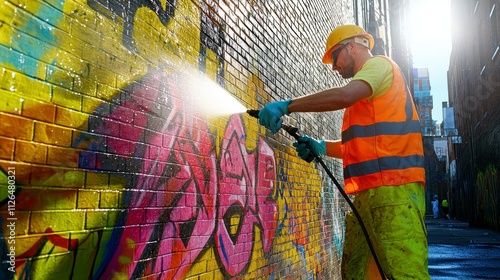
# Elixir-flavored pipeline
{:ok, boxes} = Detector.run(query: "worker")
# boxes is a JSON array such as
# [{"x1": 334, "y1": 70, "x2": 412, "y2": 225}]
[
  {"x1": 441, "y1": 198, "x2": 450, "y2": 220},
  {"x1": 257, "y1": 24, "x2": 429, "y2": 279},
  {"x1": 432, "y1": 195, "x2": 440, "y2": 218}
]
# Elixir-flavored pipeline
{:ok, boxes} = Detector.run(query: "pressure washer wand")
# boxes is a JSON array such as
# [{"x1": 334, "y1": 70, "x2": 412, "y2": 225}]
[{"x1": 246, "y1": 109, "x2": 386, "y2": 279}]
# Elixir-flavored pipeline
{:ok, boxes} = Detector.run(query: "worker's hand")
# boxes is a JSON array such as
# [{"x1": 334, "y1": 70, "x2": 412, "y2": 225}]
[
  {"x1": 258, "y1": 100, "x2": 291, "y2": 134},
  {"x1": 293, "y1": 135, "x2": 326, "y2": 161}
]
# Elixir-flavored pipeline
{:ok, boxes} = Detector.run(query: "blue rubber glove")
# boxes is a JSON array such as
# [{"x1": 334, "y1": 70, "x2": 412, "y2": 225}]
[
  {"x1": 258, "y1": 100, "x2": 291, "y2": 134},
  {"x1": 293, "y1": 135, "x2": 326, "y2": 162}
]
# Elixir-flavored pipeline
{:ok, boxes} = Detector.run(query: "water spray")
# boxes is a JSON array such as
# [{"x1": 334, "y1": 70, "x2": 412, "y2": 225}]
[
  {"x1": 246, "y1": 109, "x2": 386, "y2": 279},
  {"x1": 179, "y1": 67, "x2": 247, "y2": 117}
]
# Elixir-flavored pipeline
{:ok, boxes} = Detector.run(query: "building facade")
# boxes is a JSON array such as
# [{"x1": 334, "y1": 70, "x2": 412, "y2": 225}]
[
  {"x1": 413, "y1": 68, "x2": 436, "y2": 136},
  {"x1": 448, "y1": 0, "x2": 500, "y2": 230}
]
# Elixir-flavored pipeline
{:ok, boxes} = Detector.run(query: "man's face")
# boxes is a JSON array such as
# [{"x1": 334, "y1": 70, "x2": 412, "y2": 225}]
[{"x1": 331, "y1": 43, "x2": 355, "y2": 79}]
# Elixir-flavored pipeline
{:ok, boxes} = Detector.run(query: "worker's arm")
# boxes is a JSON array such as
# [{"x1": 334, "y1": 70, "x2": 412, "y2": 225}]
[
  {"x1": 287, "y1": 80, "x2": 370, "y2": 159},
  {"x1": 257, "y1": 79, "x2": 373, "y2": 134},
  {"x1": 287, "y1": 80, "x2": 372, "y2": 113},
  {"x1": 325, "y1": 140, "x2": 342, "y2": 159}
]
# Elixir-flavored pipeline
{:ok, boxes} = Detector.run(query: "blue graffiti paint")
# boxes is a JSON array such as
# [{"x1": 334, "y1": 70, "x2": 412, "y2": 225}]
[
  {"x1": 291, "y1": 241, "x2": 311, "y2": 279},
  {"x1": 4, "y1": 1, "x2": 64, "y2": 78},
  {"x1": 219, "y1": 233, "x2": 230, "y2": 264}
]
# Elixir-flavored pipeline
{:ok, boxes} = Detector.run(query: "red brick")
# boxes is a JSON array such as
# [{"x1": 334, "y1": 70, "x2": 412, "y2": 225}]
[
  {"x1": 22, "y1": 98, "x2": 56, "y2": 123},
  {"x1": 34, "y1": 122, "x2": 73, "y2": 146},
  {"x1": 29, "y1": 165, "x2": 85, "y2": 187},
  {"x1": 0, "y1": 136, "x2": 14, "y2": 159},
  {"x1": 16, "y1": 188, "x2": 77, "y2": 211},
  {"x1": 15, "y1": 141, "x2": 47, "y2": 164},
  {"x1": 0, "y1": 160, "x2": 32, "y2": 185},
  {"x1": 0, "y1": 113, "x2": 34, "y2": 140},
  {"x1": 47, "y1": 146, "x2": 79, "y2": 168}
]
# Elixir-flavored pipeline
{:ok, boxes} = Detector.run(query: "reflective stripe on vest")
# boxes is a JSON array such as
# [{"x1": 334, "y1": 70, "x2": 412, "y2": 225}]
[
  {"x1": 342, "y1": 56, "x2": 425, "y2": 194},
  {"x1": 344, "y1": 154, "x2": 424, "y2": 179},
  {"x1": 342, "y1": 120, "x2": 421, "y2": 142}
]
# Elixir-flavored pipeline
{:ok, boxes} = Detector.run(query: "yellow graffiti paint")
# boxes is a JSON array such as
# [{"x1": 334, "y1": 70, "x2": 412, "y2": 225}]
[{"x1": 476, "y1": 165, "x2": 499, "y2": 228}]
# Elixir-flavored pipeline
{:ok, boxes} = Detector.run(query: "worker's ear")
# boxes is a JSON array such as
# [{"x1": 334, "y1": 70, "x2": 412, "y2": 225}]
[{"x1": 346, "y1": 41, "x2": 357, "y2": 54}]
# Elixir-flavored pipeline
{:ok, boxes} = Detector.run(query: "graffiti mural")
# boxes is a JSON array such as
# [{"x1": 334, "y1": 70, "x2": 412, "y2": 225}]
[
  {"x1": 73, "y1": 68, "x2": 278, "y2": 279},
  {"x1": 476, "y1": 165, "x2": 500, "y2": 229},
  {"x1": 87, "y1": 0, "x2": 178, "y2": 52},
  {"x1": 0, "y1": 0, "x2": 347, "y2": 279},
  {"x1": 0, "y1": 67, "x2": 279, "y2": 279}
]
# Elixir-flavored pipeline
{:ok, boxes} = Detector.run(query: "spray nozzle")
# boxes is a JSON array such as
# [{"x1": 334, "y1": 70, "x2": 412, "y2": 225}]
[
  {"x1": 246, "y1": 109, "x2": 314, "y2": 163},
  {"x1": 246, "y1": 109, "x2": 260, "y2": 119}
]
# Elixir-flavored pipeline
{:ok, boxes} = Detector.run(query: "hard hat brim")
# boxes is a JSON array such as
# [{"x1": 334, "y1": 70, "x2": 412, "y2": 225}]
[{"x1": 322, "y1": 48, "x2": 335, "y2": 64}]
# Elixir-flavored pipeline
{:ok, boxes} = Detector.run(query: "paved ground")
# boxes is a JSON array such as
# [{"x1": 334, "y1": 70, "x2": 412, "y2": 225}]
[{"x1": 426, "y1": 217, "x2": 500, "y2": 279}]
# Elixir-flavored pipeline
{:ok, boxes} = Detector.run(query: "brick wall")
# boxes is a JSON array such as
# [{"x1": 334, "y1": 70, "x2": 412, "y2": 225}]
[
  {"x1": 0, "y1": 0, "x2": 354, "y2": 278},
  {"x1": 448, "y1": 0, "x2": 500, "y2": 230}
]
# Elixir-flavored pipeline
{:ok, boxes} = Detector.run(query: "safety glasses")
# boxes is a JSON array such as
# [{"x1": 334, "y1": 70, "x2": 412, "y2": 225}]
[{"x1": 331, "y1": 43, "x2": 349, "y2": 66}]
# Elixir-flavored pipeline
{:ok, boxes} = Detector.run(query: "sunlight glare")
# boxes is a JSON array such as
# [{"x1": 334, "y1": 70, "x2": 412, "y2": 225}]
[
  {"x1": 409, "y1": 0, "x2": 452, "y2": 123},
  {"x1": 410, "y1": 0, "x2": 452, "y2": 65}
]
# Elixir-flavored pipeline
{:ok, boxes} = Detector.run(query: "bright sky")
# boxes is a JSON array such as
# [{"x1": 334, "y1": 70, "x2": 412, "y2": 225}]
[{"x1": 409, "y1": 0, "x2": 452, "y2": 123}]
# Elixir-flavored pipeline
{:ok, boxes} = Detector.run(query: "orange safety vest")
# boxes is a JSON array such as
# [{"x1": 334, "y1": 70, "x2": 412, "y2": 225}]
[{"x1": 341, "y1": 56, "x2": 425, "y2": 194}]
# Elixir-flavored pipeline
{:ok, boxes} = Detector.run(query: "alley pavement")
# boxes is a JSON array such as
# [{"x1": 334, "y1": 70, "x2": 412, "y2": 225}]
[{"x1": 426, "y1": 217, "x2": 500, "y2": 279}]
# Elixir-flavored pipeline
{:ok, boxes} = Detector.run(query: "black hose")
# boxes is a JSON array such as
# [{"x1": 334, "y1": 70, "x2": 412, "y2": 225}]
[{"x1": 246, "y1": 109, "x2": 386, "y2": 279}]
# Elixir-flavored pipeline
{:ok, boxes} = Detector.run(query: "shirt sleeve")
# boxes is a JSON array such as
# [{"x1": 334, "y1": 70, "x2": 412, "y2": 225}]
[{"x1": 352, "y1": 57, "x2": 393, "y2": 99}]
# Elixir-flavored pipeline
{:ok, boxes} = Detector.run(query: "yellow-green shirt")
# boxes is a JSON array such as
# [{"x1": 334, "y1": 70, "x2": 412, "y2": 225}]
[{"x1": 352, "y1": 56, "x2": 393, "y2": 99}]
